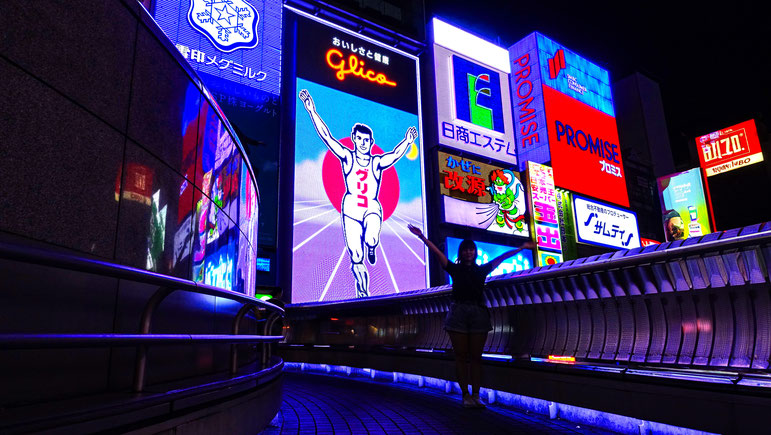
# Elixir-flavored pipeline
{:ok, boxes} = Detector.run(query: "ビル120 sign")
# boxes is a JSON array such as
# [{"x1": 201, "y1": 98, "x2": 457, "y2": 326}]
[{"x1": 696, "y1": 119, "x2": 764, "y2": 177}]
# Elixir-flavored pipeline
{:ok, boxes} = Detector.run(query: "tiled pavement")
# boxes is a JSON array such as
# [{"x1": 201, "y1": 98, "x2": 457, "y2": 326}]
[{"x1": 261, "y1": 372, "x2": 615, "y2": 434}]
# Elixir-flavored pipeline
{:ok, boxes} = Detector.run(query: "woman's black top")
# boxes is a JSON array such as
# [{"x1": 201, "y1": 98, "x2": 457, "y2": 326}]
[{"x1": 443, "y1": 261, "x2": 495, "y2": 305}]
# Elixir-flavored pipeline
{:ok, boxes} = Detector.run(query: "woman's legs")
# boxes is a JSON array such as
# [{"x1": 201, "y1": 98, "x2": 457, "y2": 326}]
[
  {"x1": 468, "y1": 332, "x2": 488, "y2": 398},
  {"x1": 448, "y1": 331, "x2": 470, "y2": 397}
]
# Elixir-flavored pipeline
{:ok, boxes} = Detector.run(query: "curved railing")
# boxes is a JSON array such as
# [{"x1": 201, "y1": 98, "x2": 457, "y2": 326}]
[{"x1": 282, "y1": 223, "x2": 771, "y2": 433}]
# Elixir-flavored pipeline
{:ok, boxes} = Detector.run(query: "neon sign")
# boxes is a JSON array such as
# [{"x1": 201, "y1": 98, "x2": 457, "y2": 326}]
[
  {"x1": 696, "y1": 119, "x2": 764, "y2": 177},
  {"x1": 527, "y1": 162, "x2": 562, "y2": 266},
  {"x1": 326, "y1": 49, "x2": 397, "y2": 86}
]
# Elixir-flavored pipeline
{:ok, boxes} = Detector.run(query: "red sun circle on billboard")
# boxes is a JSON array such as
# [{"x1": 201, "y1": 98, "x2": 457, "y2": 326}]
[{"x1": 321, "y1": 137, "x2": 400, "y2": 221}]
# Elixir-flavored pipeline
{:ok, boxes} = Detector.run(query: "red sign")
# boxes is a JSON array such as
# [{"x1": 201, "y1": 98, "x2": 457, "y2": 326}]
[
  {"x1": 543, "y1": 85, "x2": 629, "y2": 207},
  {"x1": 696, "y1": 119, "x2": 764, "y2": 177},
  {"x1": 326, "y1": 49, "x2": 397, "y2": 87}
]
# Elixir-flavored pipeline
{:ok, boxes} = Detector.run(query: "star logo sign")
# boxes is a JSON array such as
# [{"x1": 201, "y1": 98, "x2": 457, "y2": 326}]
[{"x1": 215, "y1": 5, "x2": 235, "y2": 25}]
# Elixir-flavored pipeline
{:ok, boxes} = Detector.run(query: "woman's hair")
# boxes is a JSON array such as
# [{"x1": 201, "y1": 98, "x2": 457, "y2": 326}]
[{"x1": 457, "y1": 239, "x2": 477, "y2": 263}]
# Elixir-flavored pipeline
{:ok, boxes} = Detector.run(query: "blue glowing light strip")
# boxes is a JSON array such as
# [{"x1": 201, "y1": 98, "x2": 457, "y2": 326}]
[{"x1": 283, "y1": 362, "x2": 714, "y2": 435}]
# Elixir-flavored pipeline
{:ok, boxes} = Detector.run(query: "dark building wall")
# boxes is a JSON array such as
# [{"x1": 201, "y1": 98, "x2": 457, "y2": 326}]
[{"x1": 614, "y1": 73, "x2": 674, "y2": 241}]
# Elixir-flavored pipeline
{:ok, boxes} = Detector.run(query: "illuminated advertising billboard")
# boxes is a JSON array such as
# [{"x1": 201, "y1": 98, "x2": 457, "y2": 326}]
[
  {"x1": 445, "y1": 237, "x2": 533, "y2": 281},
  {"x1": 509, "y1": 33, "x2": 628, "y2": 207},
  {"x1": 527, "y1": 162, "x2": 562, "y2": 266},
  {"x1": 432, "y1": 19, "x2": 518, "y2": 164},
  {"x1": 657, "y1": 168, "x2": 712, "y2": 242},
  {"x1": 573, "y1": 195, "x2": 640, "y2": 250},
  {"x1": 696, "y1": 119, "x2": 764, "y2": 177},
  {"x1": 154, "y1": 0, "x2": 282, "y2": 95},
  {"x1": 438, "y1": 151, "x2": 529, "y2": 237},
  {"x1": 288, "y1": 9, "x2": 427, "y2": 303},
  {"x1": 555, "y1": 188, "x2": 577, "y2": 260}
]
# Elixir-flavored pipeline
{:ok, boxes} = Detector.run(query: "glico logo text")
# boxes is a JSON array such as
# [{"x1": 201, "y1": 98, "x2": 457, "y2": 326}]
[{"x1": 325, "y1": 49, "x2": 396, "y2": 87}]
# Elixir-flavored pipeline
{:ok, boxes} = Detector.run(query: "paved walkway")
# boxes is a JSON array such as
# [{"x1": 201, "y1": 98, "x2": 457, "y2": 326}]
[{"x1": 261, "y1": 372, "x2": 614, "y2": 434}]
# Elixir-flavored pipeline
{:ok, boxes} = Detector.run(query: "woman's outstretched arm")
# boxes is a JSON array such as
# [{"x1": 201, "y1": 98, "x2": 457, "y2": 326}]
[
  {"x1": 408, "y1": 224, "x2": 448, "y2": 268},
  {"x1": 486, "y1": 241, "x2": 536, "y2": 273}
]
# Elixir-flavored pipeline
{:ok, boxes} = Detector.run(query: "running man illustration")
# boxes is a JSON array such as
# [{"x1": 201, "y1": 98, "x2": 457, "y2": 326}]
[{"x1": 299, "y1": 89, "x2": 418, "y2": 298}]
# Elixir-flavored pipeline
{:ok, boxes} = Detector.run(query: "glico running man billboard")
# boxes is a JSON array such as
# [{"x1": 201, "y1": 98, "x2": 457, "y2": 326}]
[
  {"x1": 288, "y1": 9, "x2": 427, "y2": 303},
  {"x1": 432, "y1": 19, "x2": 518, "y2": 165},
  {"x1": 508, "y1": 33, "x2": 628, "y2": 207},
  {"x1": 154, "y1": 0, "x2": 283, "y2": 95},
  {"x1": 438, "y1": 151, "x2": 529, "y2": 237},
  {"x1": 696, "y1": 119, "x2": 765, "y2": 178}
]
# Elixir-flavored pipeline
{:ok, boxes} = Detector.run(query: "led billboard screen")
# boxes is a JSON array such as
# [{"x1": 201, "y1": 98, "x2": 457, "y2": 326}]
[
  {"x1": 527, "y1": 162, "x2": 562, "y2": 266},
  {"x1": 657, "y1": 168, "x2": 711, "y2": 241},
  {"x1": 696, "y1": 119, "x2": 764, "y2": 177},
  {"x1": 508, "y1": 33, "x2": 628, "y2": 207},
  {"x1": 289, "y1": 10, "x2": 427, "y2": 303},
  {"x1": 438, "y1": 151, "x2": 529, "y2": 237},
  {"x1": 154, "y1": 0, "x2": 282, "y2": 95},
  {"x1": 433, "y1": 19, "x2": 517, "y2": 164},
  {"x1": 445, "y1": 237, "x2": 533, "y2": 281},
  {"x1": 573, "y1": 195, "x2": 640, "y2": 250}
]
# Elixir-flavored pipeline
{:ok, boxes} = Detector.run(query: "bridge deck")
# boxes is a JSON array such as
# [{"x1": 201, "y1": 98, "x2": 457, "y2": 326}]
[{"x1": 262, "y1": 372, "x2": 611, "y2": 435}]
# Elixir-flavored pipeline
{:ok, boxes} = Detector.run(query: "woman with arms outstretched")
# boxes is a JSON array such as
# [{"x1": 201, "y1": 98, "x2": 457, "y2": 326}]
[{"x1": 408, "y1": 224, "x2": 534, "y2": 408}]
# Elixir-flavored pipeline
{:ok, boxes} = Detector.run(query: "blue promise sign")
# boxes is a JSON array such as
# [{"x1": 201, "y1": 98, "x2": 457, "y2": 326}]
[{"x1": 154, "y1": 0, "x2": 282, "y2": 95}]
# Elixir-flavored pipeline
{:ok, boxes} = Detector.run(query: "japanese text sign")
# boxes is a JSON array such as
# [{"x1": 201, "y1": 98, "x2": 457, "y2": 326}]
[
  {"x1": 154, "y1": 0, "x2": 282, "y2": 95},
  {"x1": 573, "y1": 195, "x2": 640, "y2": 250},
  {"x1": 439, "y1": 151, "x2": 529, "y2": 237},
  {"x1": 289, "y1": 10, "x2": 427, "y2": 303},
  {"x1": 527, "y1": 162, "x2": 562, "y2": 266},
  {"x1": 433, "y1": 20, "x2": 517, "y2": 164},
  {"x1": 696, "y1": 119, "x2": 764, "y2": 177},
  {"x1": 508, "y1": 33, "x2": 628, "y2": 207}
]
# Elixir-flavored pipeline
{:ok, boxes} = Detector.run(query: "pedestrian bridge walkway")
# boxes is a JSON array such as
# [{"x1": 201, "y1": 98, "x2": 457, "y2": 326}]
[{"x1": 262, "y1": 371, "x2": 608, "y2": 435}]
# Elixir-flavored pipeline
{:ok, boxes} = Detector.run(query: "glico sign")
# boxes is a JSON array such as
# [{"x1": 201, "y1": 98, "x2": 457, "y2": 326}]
[
  {"x1": 287, "y1": 8, "x2": 428, "y2": 303},
  {"x1": 509, "y1": 33, "x2": 629, "y2": 207}
]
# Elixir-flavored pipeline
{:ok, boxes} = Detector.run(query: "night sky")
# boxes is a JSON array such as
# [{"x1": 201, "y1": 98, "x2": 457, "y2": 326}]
[{"x1": 425, "y1": 1, "x2": 770, "y2": 169}]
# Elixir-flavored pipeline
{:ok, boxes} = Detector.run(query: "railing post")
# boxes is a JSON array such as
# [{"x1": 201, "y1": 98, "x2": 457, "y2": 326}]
[
  {"x1": 230, "y1": 303, "x2": 257, "y2": 375},
  {"x1": 263, "y1": 312, "x2": 281, "y2": 368},
  {"x1": 133, "y1": 286, "x2": 173, "y2": 393}
]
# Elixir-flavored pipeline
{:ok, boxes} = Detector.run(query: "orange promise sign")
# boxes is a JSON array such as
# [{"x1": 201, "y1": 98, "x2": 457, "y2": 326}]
[{"x1": 325, "y1": 49, "x2": 397, "y2": 87}]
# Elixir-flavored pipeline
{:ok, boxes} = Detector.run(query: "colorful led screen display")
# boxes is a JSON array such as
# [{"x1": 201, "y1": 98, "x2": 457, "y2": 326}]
[
  {"x1": 508, "y1": 33, "x2": 628, "y2": 207},
  {"x1": 289, "y1": 10, "x2": 427, "y2": 303},
  {"x1": 696, "y1": 119, "x2": 764, "y2": 177},
  {"x1": 438, "y1": 151, "x2": 529, "y2": 237},
  {"x1": 527, "y1": 162, "x2": 562, "y2": 266},
  {"x1": 657, "y1": 168, "x2": 712, "y2": 242},
  {"x1": 445, "y1": 237, "x2": 533, "y2": 281},
  {"x1": 573, "y1": 195, "x2": 640, "y2": 250},
  {"x1": 154, "y1": 0, "x2": 282, "y2": 95},
  {"x1": 433, "y1": 19, "x2": 517, "y2": 164}
]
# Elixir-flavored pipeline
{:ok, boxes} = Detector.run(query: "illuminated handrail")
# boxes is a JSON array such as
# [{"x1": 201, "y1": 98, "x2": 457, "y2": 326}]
[
  {"x1": 0, "y1": 239, "x2": 284, "y2": 392},
  {"x1": 289, "y1": 226, "x2": 771, "y2": 309}
]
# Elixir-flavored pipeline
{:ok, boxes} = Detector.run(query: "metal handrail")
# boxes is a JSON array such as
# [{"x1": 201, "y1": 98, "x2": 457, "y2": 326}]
[
  {"x1": 0, "y1": 334, "x2": 284, "y2": 348},
  {"x1": 0, "y1": 241, "x2": 283, "y2": 313},
  {"x1": 0, "y1": 239, "x2": 285, "y2": 392},
  {"x1": 289, "y1": 226, "x2": 771, "y2": 310}
]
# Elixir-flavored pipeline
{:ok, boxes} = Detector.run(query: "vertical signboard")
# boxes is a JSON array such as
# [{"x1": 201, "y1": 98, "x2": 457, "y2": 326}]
[
  {"x1": 573, "y1": 195, "x2": 640, "y2": 250},
  {"x1": 438, "y1": 151, "x2": 529, "y2": 237},
  {"x1": 432, "y1": 19, "x2": 518, "y2": 164},
  {"x1": 696, "y1": 119, "x2": 765, "y2": 177},
  {"x1": 288, "y1": 9, "x2": 427, "y2": 303},
  {"x1": 657, "y1": 168, "x2": 712, "y2": 241},
  {"x1": 527, "y1": 162, "x2": 562, "y2": 266},
  {"x1": 154, "y1": 0, "x2": 283, "y2": 95},
  {"x1": 508, "y1": 33, "x2": 628, "y2": 207},
  {"x1": 555, "y1": 188, "x2": 577, "y2": 260}
]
